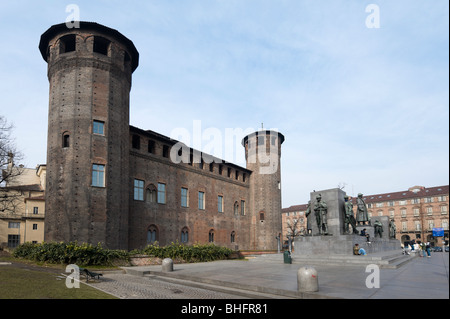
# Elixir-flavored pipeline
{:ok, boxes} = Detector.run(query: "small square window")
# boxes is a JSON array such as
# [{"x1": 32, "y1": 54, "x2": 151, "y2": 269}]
[{"x1": 93, "y1": 120, "x2": 104, "y2": 135}]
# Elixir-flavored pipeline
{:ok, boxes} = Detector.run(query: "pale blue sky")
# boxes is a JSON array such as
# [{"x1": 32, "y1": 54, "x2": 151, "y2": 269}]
[{"x1": 0, "y1": 0, "x2": 448, "y2": 206}]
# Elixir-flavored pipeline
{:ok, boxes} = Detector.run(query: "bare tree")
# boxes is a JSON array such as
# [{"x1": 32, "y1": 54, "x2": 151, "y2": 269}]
[
  {"x1": 0, "y1": 115, "x2": 24, "y2": 213},
  {"x1": 286, "y1": 218, "x2": 303, "y2": 239}
]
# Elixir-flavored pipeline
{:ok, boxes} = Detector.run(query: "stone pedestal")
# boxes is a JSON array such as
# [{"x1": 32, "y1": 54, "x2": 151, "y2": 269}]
[
  {"x1": 309, "y1": 188, "x2": 346, "y2": 236},
  {"x1": 295, "y1": 188, "x2": 401, "y2": 256}
]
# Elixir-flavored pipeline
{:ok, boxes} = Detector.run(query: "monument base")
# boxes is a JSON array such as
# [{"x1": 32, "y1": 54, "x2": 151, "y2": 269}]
[{"x1": 293, "y1": 234, "x2": 400, "y2": 256}]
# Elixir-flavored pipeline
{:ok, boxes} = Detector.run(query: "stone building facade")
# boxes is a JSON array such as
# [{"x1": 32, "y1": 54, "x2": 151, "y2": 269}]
[
  {"x1": 0, "y1": 163, "x2": 46, "y2": 248},
  {"x1": 282, "y1": 185, "x2": 449, "y2": 247},
  {"x1": 39, "y1": 22, "x2": 284, "y2": 251}
]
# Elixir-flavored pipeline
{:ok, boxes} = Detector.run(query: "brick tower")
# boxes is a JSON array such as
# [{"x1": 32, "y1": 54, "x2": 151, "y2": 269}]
[
  {"x1": 242, "y1": 130, "x2": 285, "y2": 250},
  {"x1": 39, "y1": 22, "x2": 139, "y2": 249}
]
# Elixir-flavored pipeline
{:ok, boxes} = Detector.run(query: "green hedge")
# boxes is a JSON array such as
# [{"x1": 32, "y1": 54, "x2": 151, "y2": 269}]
[
  {"x1": 12, "y1": 241, "x2": 234, "y2": 266},
  {"x1": 132, "y1": 242, "x2": 234, "y2": 263},
  {"x1": 12, "y1": 242, "x2": 128, "y2": 266}
]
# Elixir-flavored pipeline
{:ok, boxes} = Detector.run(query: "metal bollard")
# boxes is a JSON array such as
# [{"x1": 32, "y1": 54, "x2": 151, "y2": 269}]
[
  {"x1": 297, "y1": 266, "x2": 318, "y2": 292},
  {"x1": 162, "y1": 258, "x2": 174, "y2": 272}
]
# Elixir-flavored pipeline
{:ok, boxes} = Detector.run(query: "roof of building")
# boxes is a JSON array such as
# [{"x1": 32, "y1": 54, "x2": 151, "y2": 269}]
[
  {"x1": 130, "y1": 125, "x2": 252, "y2": 173},
  {"x1": 39, "y1": 21, "x2": 139, "y2": 72}
]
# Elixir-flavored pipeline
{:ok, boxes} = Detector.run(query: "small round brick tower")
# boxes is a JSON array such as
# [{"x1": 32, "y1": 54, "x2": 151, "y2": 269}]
[
  {"x1": 39, "y1": 22, "x2": 139, "y2": 249},
  {"x1": 242, "y1": 130, "x2": 285, "y2": 250}
]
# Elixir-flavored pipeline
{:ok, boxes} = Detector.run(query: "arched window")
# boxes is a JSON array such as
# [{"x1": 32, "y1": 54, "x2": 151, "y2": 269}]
[
  {"x1": 93, "y1": 36, "x2": 110, "y2": 56},
  {"x1": 62, "y1": 132, "x2": 70, "y2": 148},
  {"x1": 181, "y1": 227, "x2": 189, "y2": 243},
  {"x1": 230, "y1": 231, "x2": 236, "y2": 243},
  {"x1": 208, "y1": 229, "x2": 215, "y2": 243},
  {"x1": 234, "y1": 201, "x2": 239, "y2": 216},
  {"x1": 147, "y1": 225, "x2": 158, "y2": 244},
  {"x1": 146, "y1": 184, "x2": 157, "y2": 203}
]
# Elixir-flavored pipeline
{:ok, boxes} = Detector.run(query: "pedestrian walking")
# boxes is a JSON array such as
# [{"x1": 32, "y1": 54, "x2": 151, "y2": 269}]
[{"x1": 426, "y1": 242, "x2": 431, "y2": 257}]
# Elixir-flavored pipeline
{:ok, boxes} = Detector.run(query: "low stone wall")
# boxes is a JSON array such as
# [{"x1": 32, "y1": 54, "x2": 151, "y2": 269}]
[{"x1": 129, "y1": 255, "x2": 164, "y2": 266}]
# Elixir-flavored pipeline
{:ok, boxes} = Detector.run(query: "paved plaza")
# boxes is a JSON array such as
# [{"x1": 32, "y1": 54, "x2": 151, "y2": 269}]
[{"x1": 89, "y1": 251, "x2": 449, "y2": 299}]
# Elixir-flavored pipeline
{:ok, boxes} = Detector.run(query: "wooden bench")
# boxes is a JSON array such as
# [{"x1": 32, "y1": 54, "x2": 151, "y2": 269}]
[{"x1": 79, "y1": 268, "x2": 103, "y2": 282}]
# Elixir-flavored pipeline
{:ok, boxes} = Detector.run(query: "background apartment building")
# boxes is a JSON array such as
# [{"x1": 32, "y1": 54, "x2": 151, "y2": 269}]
[
  {"x1": 0, "y1": 163, "x2": 46, "y2": 248},
  {"x1": 282, "y1": 185, "x2": 449, "y2": 247}
]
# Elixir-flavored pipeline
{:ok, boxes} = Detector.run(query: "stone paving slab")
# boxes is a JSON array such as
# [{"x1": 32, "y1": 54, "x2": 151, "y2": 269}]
[{"x1": 121, "y1": 251, "x2": 449, "y2": 299}]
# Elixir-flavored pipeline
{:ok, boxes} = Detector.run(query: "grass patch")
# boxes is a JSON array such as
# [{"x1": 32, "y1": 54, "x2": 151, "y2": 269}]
[{"x1": 0, "y1": 265, "x2": 116, "y2": 299}]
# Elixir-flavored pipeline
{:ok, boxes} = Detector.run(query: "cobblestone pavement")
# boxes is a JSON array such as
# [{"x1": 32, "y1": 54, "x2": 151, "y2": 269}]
[{"x1": 87, "y1": 272, "x2": 248, "y2": 299}]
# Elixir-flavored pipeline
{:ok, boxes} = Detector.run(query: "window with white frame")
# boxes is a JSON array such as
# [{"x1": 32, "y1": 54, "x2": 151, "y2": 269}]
[
  {"x1": 134, "y1": 179, "x2": 144, "y2": 201},
  {"x1": 157, "y1": 183, "x2": 166, "y2": 204},
  {"x1": 181, "y1": 188, "x2": 189, "y2": 208},
  {"x1": 198, "y1": 191, "x2": 205, "y2": 210},
  {"x1": 401, "y1": 209, "x2": 407, "y2": 218},
  {"x1": 92, "y1": 164, "x2": 105, "y2": 187}
]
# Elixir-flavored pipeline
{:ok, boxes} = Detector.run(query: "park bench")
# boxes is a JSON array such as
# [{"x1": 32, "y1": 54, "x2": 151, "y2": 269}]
[{"x1": 79, "y1": 268, "x2": 103, "y2": 282}]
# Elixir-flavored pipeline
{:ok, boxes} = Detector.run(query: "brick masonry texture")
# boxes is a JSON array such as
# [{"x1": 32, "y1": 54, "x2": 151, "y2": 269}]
[{"x1": 40, "y1": 22, "x2": 284, "y2": 251}]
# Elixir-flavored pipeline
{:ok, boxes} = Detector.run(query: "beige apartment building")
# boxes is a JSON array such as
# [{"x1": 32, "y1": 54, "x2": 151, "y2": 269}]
[
  {"x1": 0, "y1": 163, "x2": 46, "y2": 249},
  {"x1": 282, "y1": 185, "x2": 449, "y2": 247}
]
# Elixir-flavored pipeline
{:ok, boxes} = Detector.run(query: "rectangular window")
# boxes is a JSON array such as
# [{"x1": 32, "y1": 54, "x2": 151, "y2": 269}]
[
  {"x1": 93, "y1": 36, "x2": 110, "y2": 55},
  {"x1": 218, "y1": 195, "x2": 224, "y2": 213},
  {"x1": 241, "y1": 200, "x2": 245, "y2": 215},
  {"x1": 93, "y1": 120, "x2": 104, "y2": 135},
  {"x1": 415, "y1": 221, "x2": 421, "y2": 231},
  {"x1": 33, "y1": 224, "x2": 38, "y2": 230},
  {"x1": 8, "y1": 235, "x2": 20, "y2": 249},
  {"x1": 441, "y1": 206, "x2": 448, "y2": 214},
  {"x1": 427, "y1": 207, "x2": 433, "y2": 215},
  {"x1": 59, "y1": 34, "x2": 76, "y2": 54},
  {"x1": 8, "y1": 222, "x2": 20, "y2": 229},
  {"x1": 181, "y1": 187, "x2": 189, "y2": 207},
  {"x1": 33, "y1": 207, "x2": 39, "y2": 215},
  {"x1": 92, "y1": 164, "x2": 105, "y2": 187},
  {"x1": 134, "y1": 179, "x2": 144, "y2": 201},
  {"x1": 401, "y1": 209, "x2": 407, "y2": 218},
  {"x1": 132, "y1": 135, "x2": 140, "y2": 149},
  {"x1": 148, "y1": 140, "x2": 155, "y2": 153},
  {"x1": 157, "y1": 183, "x2": 166, "y2": 204},
  {"x1": 198, "y1": 191, "x2": 205, "y2": 210},
  {"x1": 402, "y1": 221, "x2": 407, "y2": 231},
  {"x1": 413, "y1": 208, "x2": 420, "y2": 216}
]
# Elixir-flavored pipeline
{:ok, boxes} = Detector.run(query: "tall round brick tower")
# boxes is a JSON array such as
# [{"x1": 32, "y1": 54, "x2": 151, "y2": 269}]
[
  {"x1": 39, "y1": 22, "x2": 139, "y2": 249},
  {"x1": 242, "y1": 130, "x2": 285, "y2": 250}
]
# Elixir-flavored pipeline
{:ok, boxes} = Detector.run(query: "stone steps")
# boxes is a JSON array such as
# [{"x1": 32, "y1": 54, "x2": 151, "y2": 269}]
[{"x1": 248, "y1": 250, "x2": 416, "y2": 269}]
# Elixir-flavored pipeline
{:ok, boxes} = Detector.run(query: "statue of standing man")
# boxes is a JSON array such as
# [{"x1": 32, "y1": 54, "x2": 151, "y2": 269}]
[
  {"x1": 344, "y1": 195, "x2": 358, "y2": 234},
  {"x1": 356, "y1": 193, "x2": 369, "y2": 225},
  {"x1": 314, "y1": 194, "x2": 329, "y2": 235},
  {"x1": 374, "y1": 220, "x2": 383, "y2": 238},
  {"x1": 389, "y1": 219, "x2": 396, "y2": 239}
]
